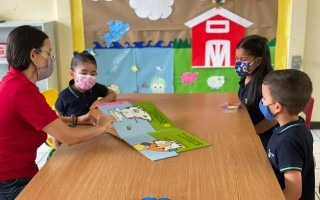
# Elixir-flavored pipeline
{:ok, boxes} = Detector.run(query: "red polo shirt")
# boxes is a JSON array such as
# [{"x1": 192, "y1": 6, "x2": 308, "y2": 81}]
[{"x1": 0, "y1": 67, "x2": 58, "y2": 181}]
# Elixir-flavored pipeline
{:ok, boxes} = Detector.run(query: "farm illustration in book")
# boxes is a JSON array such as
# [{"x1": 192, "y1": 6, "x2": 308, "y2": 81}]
[
  {"x1": 98, "y1": 101, "x2": 209, "y2": 160},
  {"x1": 82, "y1": 0, "x2": 277, "y2": 93}
]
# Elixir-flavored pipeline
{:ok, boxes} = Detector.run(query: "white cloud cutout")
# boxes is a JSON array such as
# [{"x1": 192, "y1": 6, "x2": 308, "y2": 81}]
[{"x1": 129, "y1": 0, "x2": 174, "y2": 20}]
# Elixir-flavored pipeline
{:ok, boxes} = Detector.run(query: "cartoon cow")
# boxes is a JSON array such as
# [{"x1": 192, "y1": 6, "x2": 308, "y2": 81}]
[{"x1": 115, "y1": 106, "x2": 152, "y2": 121}]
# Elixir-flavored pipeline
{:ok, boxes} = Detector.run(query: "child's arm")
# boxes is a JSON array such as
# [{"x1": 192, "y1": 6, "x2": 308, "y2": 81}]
[
  {"x1": 90, "y1": 89, "x2": 117, "y2": 109},
  {"x1": 52, "y1": 111, "x2": 99, "y2": 149},
  {"x1": 101, "y1": 89, "x2": 117, "y2": 102},
  {"x1": 56, "y1": 111, "x2": 98, "y2": 126},
  {"x1": 254, "y1": 119, "x2": 278, "y2": 134},
  {"x1": 283, "y1": 170, "x2": 302, "y2": 200},
  {"x1": 42, "y1": 115, "x2": 114, "y2": 147}
]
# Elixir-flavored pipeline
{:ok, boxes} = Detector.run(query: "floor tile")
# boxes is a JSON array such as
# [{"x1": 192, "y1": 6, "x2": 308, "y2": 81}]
[
  {"x1": 316, "y1": 170, "x2": 320, "y2": 190},
  {"x1": 316, "y1": 185, "x2": 320, "y2": 200},
  {"x1": 313, "y1": 130, "x2": 320, "y2": 141},
  {"x1": 36, "y1": 142, "x2": 50, "y2": 169},
  {"x1": 36, "y1": 152, "x2": 47, "y2": 163},
  {"x1": 314, "y1": 141, "x2": 320, "y2": 154},
  {"x1": 37, "y1": 143, "x2": 50, "y2": 153},
  {"x1": 37, "y1": 153, "x2": 49, "y2": 169},
  {"x1": 314, "y1": 130, "x2": 320, "y2": 198},
  {"x1": 315, "y1": 154, "x2": 320, "y2": 169}
]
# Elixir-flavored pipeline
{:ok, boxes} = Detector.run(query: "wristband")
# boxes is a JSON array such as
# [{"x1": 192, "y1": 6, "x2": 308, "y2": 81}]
[
  {"x1": 69, "y1": 115, "x2": 77, "y2": 127},
  {"x1": 75, "y1": 116, "x2": 78, "y2": 125}
]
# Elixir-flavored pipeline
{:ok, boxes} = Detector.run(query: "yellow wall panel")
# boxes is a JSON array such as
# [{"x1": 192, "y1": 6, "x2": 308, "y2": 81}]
[{"x1": 71, "y1": 0, "x2": 85, "y2": 51}]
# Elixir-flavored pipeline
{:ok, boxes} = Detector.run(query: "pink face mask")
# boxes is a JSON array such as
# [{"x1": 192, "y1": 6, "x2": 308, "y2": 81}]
[{"x1": 75, "y1": 74, "x2": 96, "y2": 90}]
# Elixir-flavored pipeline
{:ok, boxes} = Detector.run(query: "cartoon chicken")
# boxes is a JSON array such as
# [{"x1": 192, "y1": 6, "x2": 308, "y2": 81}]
[{"x1": 150, "y1": 76, "x2": 166, "y2": 93}]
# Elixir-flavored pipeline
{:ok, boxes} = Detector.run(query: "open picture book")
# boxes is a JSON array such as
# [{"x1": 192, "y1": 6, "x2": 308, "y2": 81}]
[{"x1": 98, "y1": 101, "x2": 209, "y2": 160}]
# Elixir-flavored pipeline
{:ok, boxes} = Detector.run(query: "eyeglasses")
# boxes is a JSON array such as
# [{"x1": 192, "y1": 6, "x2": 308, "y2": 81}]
[{"x1": 36, "y1": 49, "x2": 56, "y2": 62}]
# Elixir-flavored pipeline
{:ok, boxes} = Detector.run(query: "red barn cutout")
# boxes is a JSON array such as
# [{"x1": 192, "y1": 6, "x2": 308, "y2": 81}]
[{"x1": 185, "y1": 7, "x2": 253, "y2": 68}]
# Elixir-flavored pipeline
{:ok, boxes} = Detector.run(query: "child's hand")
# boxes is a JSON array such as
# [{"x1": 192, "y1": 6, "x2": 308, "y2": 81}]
[
  {"x1": 90, "y1": 100, "x2": 99, "y2": 109},
  {"x1": 78, "y1": 112, "x2": 97, "y2": 126},
  {"x1": 90, "y1": 93, "x2": 117, "y2": 109}
]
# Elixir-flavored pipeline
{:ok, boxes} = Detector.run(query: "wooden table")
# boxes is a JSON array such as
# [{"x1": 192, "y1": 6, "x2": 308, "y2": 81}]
[{"x1": 17, "y1": 94, "x2": 285, "y2": 200}]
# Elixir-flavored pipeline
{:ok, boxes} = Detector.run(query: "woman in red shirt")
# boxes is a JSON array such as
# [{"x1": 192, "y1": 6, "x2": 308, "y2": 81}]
[{"x1": 0, "y1": 25, "x2": 114, "y2": 199}]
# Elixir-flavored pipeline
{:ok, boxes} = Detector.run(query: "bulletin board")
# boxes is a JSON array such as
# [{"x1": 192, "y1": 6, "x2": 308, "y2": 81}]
[{"x1": 78, "y1": 0, "x2": 279, "y2": 94}]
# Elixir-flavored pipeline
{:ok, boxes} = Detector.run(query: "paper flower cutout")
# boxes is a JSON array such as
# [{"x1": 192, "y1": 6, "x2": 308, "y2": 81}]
[
  {"x1": 131, "y1": 65, "x2": 139, "y2": 72},
  {"x1": 129, "y1": 0, "x2": 174, "y2": 20},
  {"x1": 107, "y1": 84, "x2": 121, "y2": 93},
  {"x1": 101, "y1": 21, "x2": 130, "y2": 48},
  {"x1": 141, "y1": 82, "x2": 148, "y2": 88}
]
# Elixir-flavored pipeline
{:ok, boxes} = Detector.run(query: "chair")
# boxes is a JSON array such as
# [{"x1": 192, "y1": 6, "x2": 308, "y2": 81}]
[
  {"x1": 302, "y1": 97, "x2": 314, "y2": 128},
  {"x1": 41, "y1": 88, "x2": 59, "y2": 159},
  {"x1": 41, "y1": 88, "x2": 58, "y2": 110}
]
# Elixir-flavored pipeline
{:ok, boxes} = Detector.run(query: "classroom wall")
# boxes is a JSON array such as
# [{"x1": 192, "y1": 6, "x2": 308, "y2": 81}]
[
  {"x1": 304, "y1": 0, "x2": 320, "y2": 123},
  {"x1": 0, "y1": 1, "x2": 56, "y2": 19},
  {"x1": 0, "y1": 0, "x2": 319, "y2": 122},
  {"x1": 287, "y1": 0, "x2": 320, "y2": 125},
  {"x1": 0, "y1": 0, "x2": 73, "y2": 92},
  {"x1": 287, "y1": 0, "x2": 308, "y2": 70}
]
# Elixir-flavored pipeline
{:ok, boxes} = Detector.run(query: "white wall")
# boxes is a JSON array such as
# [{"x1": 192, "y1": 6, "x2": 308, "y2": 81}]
[
  {"x1": 287, "y1": 0, "x2": 308, "y2": 70},
  {"x1": 0, "y1": 0, "x2": 57, "y2": 20},
  {"x1": 55, "y1": 0, "x2": 74, "y2": 90},
  {"x1": 304, "y1": 0, "x2": 320, "y2": 122},
  {"x1": 0, "y1": 0, "x2": 73, "y2": 91},
  {"x1": 288, "y1": 1, "x2": 320, "y2": 123}
]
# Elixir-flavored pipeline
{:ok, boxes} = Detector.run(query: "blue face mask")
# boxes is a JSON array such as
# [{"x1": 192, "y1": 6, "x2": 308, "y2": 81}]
[
  {"x1": 235, "y1": 60, "x2": 255, "y2": 76},
  {"x1": 259, "y1": 100, "x2": 276, "y2": 121}
]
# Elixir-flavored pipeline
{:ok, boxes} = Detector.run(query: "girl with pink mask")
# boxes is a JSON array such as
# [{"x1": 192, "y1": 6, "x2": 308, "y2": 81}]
[{"x1": 54, "y1": 51, "x2": 117, "y2": 149}]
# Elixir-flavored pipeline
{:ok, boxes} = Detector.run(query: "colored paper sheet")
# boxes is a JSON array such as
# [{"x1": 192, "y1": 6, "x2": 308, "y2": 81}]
[{"x1": 98, "y1": 101, "x2": 209, "y2": 160}]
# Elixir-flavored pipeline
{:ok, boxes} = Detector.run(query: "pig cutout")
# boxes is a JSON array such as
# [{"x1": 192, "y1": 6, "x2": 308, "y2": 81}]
[{"x1": 181, "y1": 72, "x2": 198, "y2": 84}]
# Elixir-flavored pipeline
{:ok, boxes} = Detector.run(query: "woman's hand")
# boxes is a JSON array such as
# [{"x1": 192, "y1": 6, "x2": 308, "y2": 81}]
[
  {"x1": 78, "y1": 112, "x2": 97, "y2": 125},
  {"x1": 96, "y1": 115, "x2": 115, "y2": 133}
]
